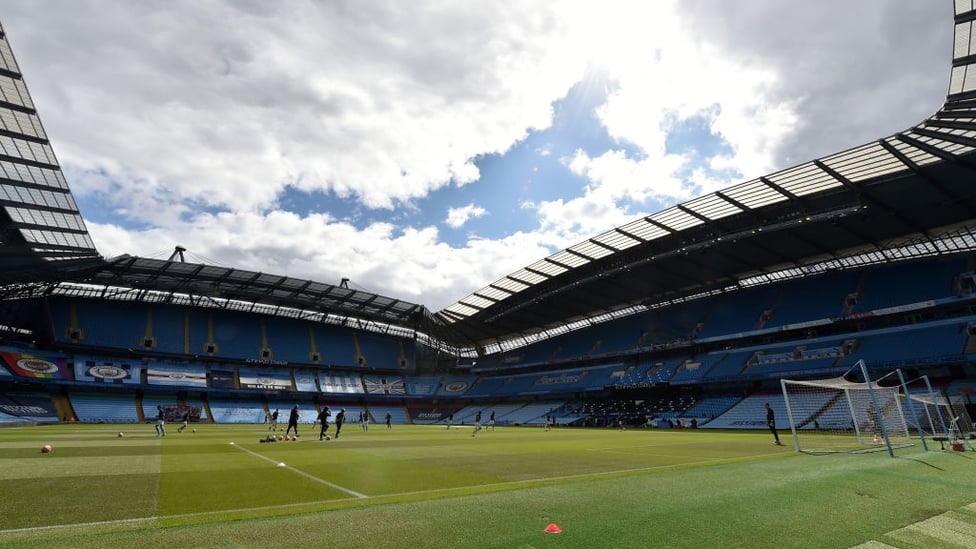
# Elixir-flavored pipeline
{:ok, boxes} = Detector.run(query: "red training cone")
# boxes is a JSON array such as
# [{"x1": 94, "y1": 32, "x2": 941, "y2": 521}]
[{"x1": 544, "y1": 523, "x2": 562, "y2": 534}]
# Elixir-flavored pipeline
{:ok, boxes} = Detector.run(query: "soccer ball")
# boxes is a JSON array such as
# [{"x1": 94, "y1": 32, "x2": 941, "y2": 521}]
[
  {"x1": 118, "y1": 432, "x2": 124, "y2": 438},
  {"x1": 325, "y1": 435, "x2": 332, "y2": 441},
  {"x1": 276, "y1": 435, "x2": 283, "y2": 441},
  {"x1": 41, "y1": 444, "x2": 52, "y2": 453},
  {"x1": 192, "y1": 428, "x2": 196, "y2": 433}
]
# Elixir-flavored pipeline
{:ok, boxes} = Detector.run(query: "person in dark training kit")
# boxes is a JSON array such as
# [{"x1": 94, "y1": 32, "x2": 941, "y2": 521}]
[
  {"x1": 765, "y1": 402, "x2": 782, "y2": 445},
  {"x1": 472, "y1": 410, "x2": 482, "y2": 437},
  {"x1": 286, "y1": 404, "x2": 300, "y2": 438},
  {"x1": 334, "y1": 408, "x2": 346, "y2": 439},
  {"x1": 385, "y1": 411, "x2": 392, "y2": 429},
  {"x1": 155, "y1": 405, "x2": 166, "y2": 437},
  {"x1": 177, "y1": 409, "x2": 190, "y2": 433},
  {"x1": 317, "y1": 406, "x2": 331, "y2": 440}
]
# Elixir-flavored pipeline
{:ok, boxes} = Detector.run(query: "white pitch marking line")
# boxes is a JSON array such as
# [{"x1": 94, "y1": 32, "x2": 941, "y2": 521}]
[{"x1": 231, "y1": 442, "x2": 367, "y2": 498}]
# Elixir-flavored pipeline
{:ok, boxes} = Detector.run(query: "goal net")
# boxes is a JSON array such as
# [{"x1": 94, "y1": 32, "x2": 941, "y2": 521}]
[
  {"x1": 905, "y1": 386, "x2": 973, "y2": 441},
  {"x1": 780, "y1": 362, "x2": 912, "y2": 454}
]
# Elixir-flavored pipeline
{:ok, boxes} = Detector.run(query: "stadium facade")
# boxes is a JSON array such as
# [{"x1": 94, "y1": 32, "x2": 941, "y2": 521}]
[{"x1": 2, "y1": 7, "x2": 976, "y2": 429}]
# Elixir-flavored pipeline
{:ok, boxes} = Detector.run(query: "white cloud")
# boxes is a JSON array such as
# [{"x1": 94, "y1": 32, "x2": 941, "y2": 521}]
[
  {"x1": 445, "y1": 204, "x2": 488, "y2": 229},
  {"x1": 0, "y1": 1, "x2": 951, "y2": 313}
]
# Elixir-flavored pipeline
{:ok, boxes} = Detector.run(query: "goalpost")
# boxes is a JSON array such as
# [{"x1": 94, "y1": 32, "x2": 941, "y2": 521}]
[
  {"x1": 780, "y1": 360, "x2": 916, "y2": 456},
  {"x1": 905, "y1": 382, "x2": 975, "y2": 449}
]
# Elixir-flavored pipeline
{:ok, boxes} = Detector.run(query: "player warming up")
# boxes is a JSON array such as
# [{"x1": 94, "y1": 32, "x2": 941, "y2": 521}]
[
  {"x1": 765, "y1": 402, "x2": 782, "y2": 445},
  {"x1": 286, "y1": 404, "x2": 300, "y2": 438},
  {"x1": 268, "y1": 408, "x2": 279, "y2": 432},
  {"x1": 334, "y1": 408, "x2": 346, "y2": 439},
  {"x1": 317, "y1": 406, "x2": 331, "y2": 441},
  {"x1": 472, "y1": 410, "x2": 482, "y2": 437}
]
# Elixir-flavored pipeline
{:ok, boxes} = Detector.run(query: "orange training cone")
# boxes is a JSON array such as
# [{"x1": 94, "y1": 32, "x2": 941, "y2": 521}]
[{"x1": 544, "y1": 523, "x2": 562, "y2": 534}]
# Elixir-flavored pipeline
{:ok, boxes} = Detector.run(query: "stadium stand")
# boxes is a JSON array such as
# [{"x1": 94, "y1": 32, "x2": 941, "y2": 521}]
[
  {"x1": 3, "y1": 8, "x2": 976, "y2": 442},
  {"x1": 71, "y1": 393, "x2": 139, "y2": 423}
]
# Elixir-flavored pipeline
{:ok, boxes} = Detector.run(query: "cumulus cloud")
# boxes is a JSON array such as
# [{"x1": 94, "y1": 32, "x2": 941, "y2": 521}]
[
  {"x1": 0, "y1": 1, "x2": 951, "y2": 312},
  {"x1": 445, "y1": 204, "x2": 488, "y2": 229}
]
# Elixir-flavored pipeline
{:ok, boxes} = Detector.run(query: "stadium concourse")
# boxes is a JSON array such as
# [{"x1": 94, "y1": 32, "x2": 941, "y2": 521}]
[{"x1": 4, "y1": 5, "x2": 976, "y2": 450}]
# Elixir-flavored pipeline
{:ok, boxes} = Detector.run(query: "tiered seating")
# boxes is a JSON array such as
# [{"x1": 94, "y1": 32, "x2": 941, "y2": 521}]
[
  {"x1": 855, "y1": 322, "x2": 967, "y2": 365},
  {"x1": 141, "y1": 394, "x2": 179, "y2": 420},
  {"x1": 681, "y1": 394, "x2": 742, "y2": 423},
  {"x1": 208, "y1": 398, "x2": 268, "y2": 423},
  {"x1": 701, "y1": 393, "x2": 785, "y2": 430},
  {"x1": 505, "y1": 401, "x2": 565, "y2": 425},
  {"x1": 0, "y1": 392, "x2": 60, "y2": 423},
  {"x1": 366, "y1": 406, "x2": 408, "y2": 425},
  {"x1": 70, "y1": 393, "x2": 139, "y2": 422}
]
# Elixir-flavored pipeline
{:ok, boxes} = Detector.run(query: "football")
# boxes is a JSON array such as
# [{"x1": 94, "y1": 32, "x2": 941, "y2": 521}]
[
  {"x1": 41, "y1": 444, "x2": 52, "y2": 453},
  {"x1": 118, "y1": 432, "x2": 124, "y2": 438},
  {"x1": 192, "y1": 428, "x2": 196, "y2": 433},
  {"x1": 324, "y1": 435, "x2": 331, "y2": 441}
]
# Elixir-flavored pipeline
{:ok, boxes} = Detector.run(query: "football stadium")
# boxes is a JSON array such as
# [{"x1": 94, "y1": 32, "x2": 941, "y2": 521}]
[{"x1": 3, "y1": 4, "x2": 976, "y2": 549}]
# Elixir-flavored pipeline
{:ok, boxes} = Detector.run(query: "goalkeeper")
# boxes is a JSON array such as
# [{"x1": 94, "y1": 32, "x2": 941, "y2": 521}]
[{"x1": 765, "y1": 402, "x2": 782, "y2": 445}]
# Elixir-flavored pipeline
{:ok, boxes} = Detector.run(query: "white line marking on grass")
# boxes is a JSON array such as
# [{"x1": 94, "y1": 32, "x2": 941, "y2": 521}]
[
  {"x1": 0, "y1": 453, "x2": 793, "y2": 535},
  {"x1": 0, "y1": 517, "x2": 157, "y2": 535},
  {"x1": 231, "y1": 442, "x2": 367, "y2": 498}
]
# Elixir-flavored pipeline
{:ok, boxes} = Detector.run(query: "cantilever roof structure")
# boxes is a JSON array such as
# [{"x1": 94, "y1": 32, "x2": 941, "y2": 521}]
[
  {"x1": 0, "y1": 22, "x2": 102, "y2": 284},
  {"x1": 3, "y1": 6, "x2": 976, "y2": 353},
  {"x1": 436, "y1": 3, "x2": 976, "y2": 349}
]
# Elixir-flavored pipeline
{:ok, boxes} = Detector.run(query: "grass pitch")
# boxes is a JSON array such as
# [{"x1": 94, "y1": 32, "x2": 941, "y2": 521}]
[{"x1": 1, "y1": 423, "x2": 975, "y2": 548}]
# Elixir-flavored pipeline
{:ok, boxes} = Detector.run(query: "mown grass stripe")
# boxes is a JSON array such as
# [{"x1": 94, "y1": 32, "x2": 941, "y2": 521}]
[{"x1": 230, "y1": 441, "x2": 368, "y2": 498}]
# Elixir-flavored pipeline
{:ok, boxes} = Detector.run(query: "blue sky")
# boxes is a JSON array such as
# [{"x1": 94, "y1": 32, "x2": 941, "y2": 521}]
[{"x1": 0, "y1": 1, "x2": 951, "y2": 311}]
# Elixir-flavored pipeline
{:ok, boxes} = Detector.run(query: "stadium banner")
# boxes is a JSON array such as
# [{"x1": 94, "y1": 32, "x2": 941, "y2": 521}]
[
  {"x1": 0, "y1": 394, "x2": 59, "y2": 421},
  {"x1": 318, "y1": 372, "x2": 364, "y2": 394},
  {"x1": 405, "y1": 376, "x2": 439, "y2": 396},
  {"x1": 363, "y1": 375, "x2": 405, "y2": 395},
  {"x1": 73, "y1": 355, "x2": 141, "y2": 385},
  {"x1": 292, "y1": 369, "x2": 319, "y2": 392},
  {"x1": 533, "y1": 370, "x2": 588, "y2": 387},
  {"x1": 210, "y1": 368, "x2": 238, "y2": 389},
  {"x1": 410, "y1": 407, "x2": 461, "y2": 422},
  {"x1": 0, "y1": 349, "x2": 73, "y2": 380},
  {"x1": 145, "y1": 362, "x2": 208, "y2": 388},
  {"x1": 436, "y1": 376, "x2": 475, "y2": 396},
  {"x1": 239, "y1": 367, "x2": 292, "y2": 391}
]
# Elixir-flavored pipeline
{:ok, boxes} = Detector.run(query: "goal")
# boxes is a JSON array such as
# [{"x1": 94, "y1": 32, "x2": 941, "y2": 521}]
[
  {"x1": 905, "y1": 382, "x2": 974, "y2": 444},
  {"x1": 780, "y1": 361, "x2": 913, "y2": 455}
]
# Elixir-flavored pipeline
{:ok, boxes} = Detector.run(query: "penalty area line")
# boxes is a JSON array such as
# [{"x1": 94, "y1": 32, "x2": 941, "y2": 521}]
[{"x1": 230, "y1": 441, "x2": 367, "y2": 498}]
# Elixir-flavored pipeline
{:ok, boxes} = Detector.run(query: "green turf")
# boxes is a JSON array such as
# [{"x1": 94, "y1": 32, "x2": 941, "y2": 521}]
[{"x1": 1, "y1": 423, "x2": 974, "y2": 548}]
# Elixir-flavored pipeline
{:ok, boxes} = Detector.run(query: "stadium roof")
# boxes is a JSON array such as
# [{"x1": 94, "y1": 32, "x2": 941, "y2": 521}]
[
  {"x1": 4, "y1": 8, "x2": 976, "y2": 353},
  {"x1": 0, "y1": 22, "x2": 102, "y2": 284}
]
